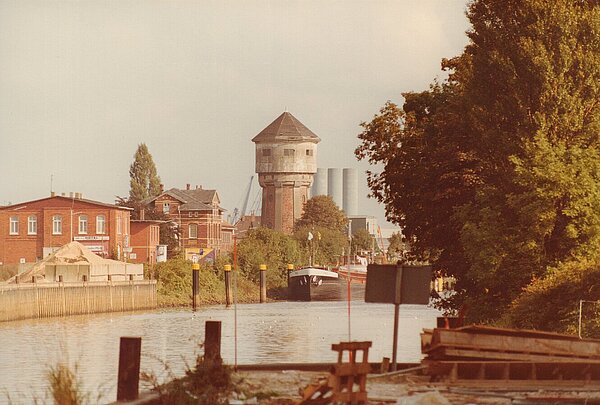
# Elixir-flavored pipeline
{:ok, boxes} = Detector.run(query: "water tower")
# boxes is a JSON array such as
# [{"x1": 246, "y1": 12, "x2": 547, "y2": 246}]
[{"x1": 252, "y1": 112, "x2": 321, "y2": 234}]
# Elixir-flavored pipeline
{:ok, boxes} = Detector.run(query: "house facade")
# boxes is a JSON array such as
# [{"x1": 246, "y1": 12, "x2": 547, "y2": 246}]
[
  {"x1": 142, "y1": 185, "x2": 225, "y2": 258},
  {"x1": 130, "y1": 220, "x2": 162, "y2": 266},
  {"x1": 0, "y1": 193, "x2": 132, "y2": 265}
]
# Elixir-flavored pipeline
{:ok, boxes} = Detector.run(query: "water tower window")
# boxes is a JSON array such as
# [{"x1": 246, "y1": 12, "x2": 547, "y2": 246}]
[
  {"x1": 262, "y1": 149, "x2": 271, "y2": 156},
  {"x1": 306, "y1": 149, "x2": 313, "y2": 156},
  {"x1": 284, "y1": 149, "x2": 295, "y2": 157}
]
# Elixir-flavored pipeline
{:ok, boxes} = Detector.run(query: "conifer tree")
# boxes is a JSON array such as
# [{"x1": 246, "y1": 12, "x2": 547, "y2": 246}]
[{"x1": 129, "y1": 143, "x2": 162, "y2": 202}]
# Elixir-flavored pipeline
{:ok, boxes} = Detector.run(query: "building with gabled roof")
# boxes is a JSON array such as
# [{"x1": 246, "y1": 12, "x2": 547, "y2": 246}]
[
  {"x1": 0, "y1": 193, "x2": 132, "y2": 266},
  {"x1": 141, "y1": 184, "x2": 225, "y2": 258}
]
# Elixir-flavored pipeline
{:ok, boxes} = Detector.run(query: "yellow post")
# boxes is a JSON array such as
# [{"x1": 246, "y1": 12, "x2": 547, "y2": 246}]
[
  {"x1": 192, "y1": 262, "x2": 200, "y2": 310},
  {"x1": 259, "y1": 264, "x2": 267, "y2": 303},
  {"x1": 224, "y1": 264, "x2": 232, "y2": 307}
]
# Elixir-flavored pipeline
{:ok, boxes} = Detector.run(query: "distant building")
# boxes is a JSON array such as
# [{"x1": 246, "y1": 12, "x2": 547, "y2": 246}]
[
  {"x1": 0, "y1": 193, "x2": 132, "y2": 265},
  {"x1": 253, "y1": 111, "x2": 320, "y2": 234},
  {"x1": 130, "y1": 220, "x2": 162, "y2": 266},
  {"x1": 142, "y1": 184, "x2": 225, "y2": 259}
]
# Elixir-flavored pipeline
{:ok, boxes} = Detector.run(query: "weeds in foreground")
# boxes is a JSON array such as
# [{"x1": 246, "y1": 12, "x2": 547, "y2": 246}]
[
  {"x1": 142, "y1": 353, "x2": 233, "y2": 405},
  {"x1": 47, "y1": 363, "x2": 89, "y2": 405}
]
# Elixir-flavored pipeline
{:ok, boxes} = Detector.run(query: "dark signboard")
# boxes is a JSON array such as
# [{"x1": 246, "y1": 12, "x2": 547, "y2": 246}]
[{"x1": 365, "y1": 264, "x2": 431, "y2": 305}]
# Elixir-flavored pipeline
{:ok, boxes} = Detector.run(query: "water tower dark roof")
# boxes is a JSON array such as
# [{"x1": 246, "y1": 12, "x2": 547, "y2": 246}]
[{"x1": 252, "y1": 112, "x2": 321, "y2": 143}]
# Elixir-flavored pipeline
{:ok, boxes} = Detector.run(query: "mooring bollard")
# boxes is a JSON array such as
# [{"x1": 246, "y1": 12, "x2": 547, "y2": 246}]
[
  {"x1": 117, "y1": 336, "x2": 142, "y2": 401},
  {"x1": 204, "y1": 320, "x2": 222, "y2": 364},
  {"x1": 192, "y1": 262, "x2": 200, "y2": 311},
  {"x1": 259, "y1": 264, "x2": 267, "y2": 303},
  {"x1": 224, "y1": 264, "x2": 232, "y2": 307},
  {"x1": 287, "y1": 263, "x2": 294, "y2": 287}
]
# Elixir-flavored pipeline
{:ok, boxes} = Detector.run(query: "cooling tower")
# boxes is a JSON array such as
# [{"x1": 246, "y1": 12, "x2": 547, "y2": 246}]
[
  {"x1": 328, "y1": 168, "x2": 343, "y2": 209},
  {"x1": 343, "y1": 168, "x2": 358, "y2": 216},
  {"x1": 311, "y1": 168, "x2": 328, "y2": 198}
]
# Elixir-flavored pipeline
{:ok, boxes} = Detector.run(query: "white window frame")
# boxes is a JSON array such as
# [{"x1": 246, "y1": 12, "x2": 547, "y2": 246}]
[
  {"x1": 9, "y1": 216, "x2": 19, "y2": 235},
  {"x1": 78, "y1": 214, "x2": 88, "y2": 234},
  {"x1": 96, "y1": 215, "x2": 106, "y2": 234},
  {"x1": 27, "y1": 215, "x2": 37, "y2": 235},
  {"x1": 189, "y1": 223, "x2": 198, "y2": 239},
  {"x1": 52, "y1": 215, "x2": 62, "y2": 235}
]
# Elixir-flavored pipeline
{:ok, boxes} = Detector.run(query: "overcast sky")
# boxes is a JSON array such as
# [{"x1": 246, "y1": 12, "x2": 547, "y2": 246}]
[{"x1": 0, "y1": 0, "x2": 471, "y2": 227}]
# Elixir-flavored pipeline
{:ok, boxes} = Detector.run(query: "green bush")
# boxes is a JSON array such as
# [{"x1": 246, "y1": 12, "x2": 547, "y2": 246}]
[
  {"x1": 155, "y1": 256, "x2": 261, "y2": 307},
  {"x1": 504, "y1": 259, "x2": 600, "y2": 336}
]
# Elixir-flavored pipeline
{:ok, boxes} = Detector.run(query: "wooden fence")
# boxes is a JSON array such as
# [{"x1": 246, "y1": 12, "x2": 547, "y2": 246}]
[{"x1": 0, "y1": 280, "x2": 157, "y2": 322}]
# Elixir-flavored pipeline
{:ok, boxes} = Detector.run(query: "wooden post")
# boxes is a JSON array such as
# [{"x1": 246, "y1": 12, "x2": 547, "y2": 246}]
[
  {"x1": 224, "y1": 264, "x2": 232, "y2": 307},
  {"x1": 259, "y1": 264, "x2": 267, "y2": 303},
  {"x1": 117, "y1": 337, "x2": 141, "y2": 401},
  {"x1": 204, "y1": 320, "x2": 222, "y2": 364},
  {"x1": 391, "y1": 303, "x2": 400, "y2": 371},
  {"x1": 192, "y1": 263, "x2": 200, "y2": 311}
]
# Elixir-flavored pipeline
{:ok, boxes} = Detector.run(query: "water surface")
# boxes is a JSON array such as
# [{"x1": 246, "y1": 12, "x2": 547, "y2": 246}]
[{"x1": 0, "y1": 301, "x2": 440, "y2": 403}]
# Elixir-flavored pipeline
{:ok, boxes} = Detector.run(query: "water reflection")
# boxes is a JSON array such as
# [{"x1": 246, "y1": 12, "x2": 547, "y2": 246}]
[{"x1": 0, "y1": 301, "x2": 440, "y2": 403}]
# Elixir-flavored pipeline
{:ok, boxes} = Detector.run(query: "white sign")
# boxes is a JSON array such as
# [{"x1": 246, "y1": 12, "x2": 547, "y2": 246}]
[
  {"x1": 129, "y1": 253, "x2": 137, "y2": 260},
  {"x1": 191, "y1": 254, "x2": 199, "y2": 264},
  {"x1": 123, "y1": 247, "x2": 133, "y2": 253},
  {"x1": 74, "y1": 236, "x2": 109, "y2": 241}
]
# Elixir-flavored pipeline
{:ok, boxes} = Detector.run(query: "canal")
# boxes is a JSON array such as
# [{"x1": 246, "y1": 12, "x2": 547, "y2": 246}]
[{"x1": 0, "y1": 301, "x2": 441, "y2": 403}]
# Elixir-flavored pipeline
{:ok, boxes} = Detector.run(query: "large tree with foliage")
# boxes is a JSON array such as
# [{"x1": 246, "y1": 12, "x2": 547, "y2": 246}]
[
  {"x1": 129, "y1": 143, "x2": 162, "y2": 202},
  {"x1": 295, "y1": 195, "x2": 348, "y2": 233},
  {"x1": 294, "y1": 196, "x2": 349, "y2": 266},
  {"x1": 356, "y1": 0, "x2": 600, "y2": 325}
]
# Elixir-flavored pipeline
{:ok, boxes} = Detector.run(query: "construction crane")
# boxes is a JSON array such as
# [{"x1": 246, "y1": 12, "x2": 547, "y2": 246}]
[{"x1": 230, "y1": 176, "x2": 254, "y2": 225}]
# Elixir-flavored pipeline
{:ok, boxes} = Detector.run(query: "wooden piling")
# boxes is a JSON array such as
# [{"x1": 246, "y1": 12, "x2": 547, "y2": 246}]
[
  {"x1": 204, "y1": 321, "x2": 222, "y2": 364},
  {"x1": 117, "y1": 336, "x2": 142, "y2": 401},
  {"x1": 224, "y1": 264, "x2": 232, "y2": 307},
  {"x1": 192, "y1": 263, "x2": 200, "y2": 311},
  {"x1": 259, "y1": 264, "x2": 267, "y2": 303}
]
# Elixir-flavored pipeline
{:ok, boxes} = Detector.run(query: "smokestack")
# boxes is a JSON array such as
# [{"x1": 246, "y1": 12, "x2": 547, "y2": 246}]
[
  {"x1": 69, "y1": 192, "x2": 74, "y2": 199},
  {"x1": 160, "y1": 184, "x2": 164, "y2": 193},
  {"x1": 50, "y1": 191, "x2": 56, "y2": 197},
  {"x1": 186, "y1": 184, "x2": 190, "y2": 190}
]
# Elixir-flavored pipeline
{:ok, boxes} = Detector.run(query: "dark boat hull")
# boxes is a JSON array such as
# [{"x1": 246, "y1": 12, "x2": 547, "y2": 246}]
[{"x1": 288, "y1": 276, "x2": 366, "y2": 301}]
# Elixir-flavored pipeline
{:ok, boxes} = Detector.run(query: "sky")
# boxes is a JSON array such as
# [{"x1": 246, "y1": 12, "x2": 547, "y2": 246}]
[{"x1": 0, "y1": 0, "x2": 471, "y2": 227}]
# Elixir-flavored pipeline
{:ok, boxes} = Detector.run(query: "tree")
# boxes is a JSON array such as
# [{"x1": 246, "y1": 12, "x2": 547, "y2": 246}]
[
  {"x1": 236, "y1": 227, "x2": 300, "y2": 287},
  {"x1": 356, "y1": 0, "x2": 600, "y2": 324},
  {"x1": 129, "y1": 143, "x2": 162, "y2": 202},
  {"x1": 295, "y1": 195, "x2": 348, "y2": 233},
  {"x1": 351, "y1": 228, "x2": 374, "y2": 255},
  {"x1": 118, "y1": 144, "x2": 180, "y2": 257},
  {"x1": 293, "y1": 196, "x2": 349, "y2": 266}
]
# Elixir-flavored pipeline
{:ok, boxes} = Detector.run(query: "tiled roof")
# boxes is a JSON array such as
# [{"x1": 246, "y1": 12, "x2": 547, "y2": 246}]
[
  {"x1": 0, "y1": 195, "x2": 132, "y2": 211},
  {"x1": 145, "y1": 188, "x2": 221, "y2": 211},
  {"x1": 252, "y1": 112, "x2": 321, "y2": 143}
]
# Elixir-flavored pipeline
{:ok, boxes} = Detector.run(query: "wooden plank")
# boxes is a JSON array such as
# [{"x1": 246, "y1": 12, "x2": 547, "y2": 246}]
[
  {"x1": 430, "y1": 328, "x2": 600, "y2": 359},
  {"x1": 428, "y1": 347, "x2": 600, "y2": 363},
  {"x1": 425, "y1": 360, "x2": 600, "y2": 381}
]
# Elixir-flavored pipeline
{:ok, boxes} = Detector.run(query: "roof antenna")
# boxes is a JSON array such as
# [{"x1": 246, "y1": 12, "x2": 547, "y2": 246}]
[{"x1": 284, "y1": 106, "x2": 288, "y2": 112}]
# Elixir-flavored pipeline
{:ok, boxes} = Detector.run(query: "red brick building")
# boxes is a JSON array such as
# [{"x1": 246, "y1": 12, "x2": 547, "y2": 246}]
[
  {"x1": 142, "y1": 185, "x2": 225, "y2": 258},
  {"x1": 130, "y1": 220, "x2": 161, "y2": 266},
  {"x1": 0, "y1": 194, "x2": 132, "y2": 265}
]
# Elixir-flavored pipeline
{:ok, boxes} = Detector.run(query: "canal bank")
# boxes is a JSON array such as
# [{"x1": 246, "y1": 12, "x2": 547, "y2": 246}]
[{"x1": 0, "y1": 301, "x2": 441, "y2": 403}]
